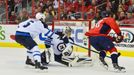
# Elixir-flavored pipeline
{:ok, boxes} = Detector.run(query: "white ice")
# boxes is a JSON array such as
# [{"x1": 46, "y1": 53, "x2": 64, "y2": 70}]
[{"x1": 0, "y1": 47, "x2": 134, "y2": 75}]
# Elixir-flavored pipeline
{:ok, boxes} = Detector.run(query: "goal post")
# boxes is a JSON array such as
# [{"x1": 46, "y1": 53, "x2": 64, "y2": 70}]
[{"x1": 52, "y1": 20, "x2": 91, "y2": 56}]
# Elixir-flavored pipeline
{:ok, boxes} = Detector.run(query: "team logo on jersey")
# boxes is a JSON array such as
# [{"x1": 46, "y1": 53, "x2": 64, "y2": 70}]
[{"x1": 57, "y1": 43, "x2": 66, "y2": 52}]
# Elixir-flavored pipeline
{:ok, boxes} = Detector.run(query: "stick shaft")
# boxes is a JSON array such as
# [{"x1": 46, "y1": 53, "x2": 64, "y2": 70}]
[{"x1": 70, "y1": 42, "x2": 111, "y2": 58}]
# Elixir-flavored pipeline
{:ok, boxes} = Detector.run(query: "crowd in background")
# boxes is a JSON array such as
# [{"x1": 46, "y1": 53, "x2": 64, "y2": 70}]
[{"x1": 0, "y1": 0, "x2": 134, "y2": 25}]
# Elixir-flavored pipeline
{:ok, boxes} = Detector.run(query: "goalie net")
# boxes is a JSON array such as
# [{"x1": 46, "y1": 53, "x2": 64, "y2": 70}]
[{"x1": 52, "y1": 20, "x2": 91, "y2": 57}]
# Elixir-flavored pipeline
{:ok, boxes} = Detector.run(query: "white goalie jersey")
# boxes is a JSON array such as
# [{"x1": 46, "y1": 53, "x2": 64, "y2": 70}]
[
  {"x1": 40, "y1": 31, "x2": 92, "y2": 66},
  {"x1": 53, "y1": 36, "x2": 74, "y2": 56},
  {"x1": 39, "y1": 31, "x2": 74, "y2": 56}
]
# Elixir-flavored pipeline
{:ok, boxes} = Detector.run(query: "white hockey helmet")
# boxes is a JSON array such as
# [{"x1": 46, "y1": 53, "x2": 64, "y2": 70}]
[{"x1": 35, "y1": 12, "x2": 46, "y2": 21}]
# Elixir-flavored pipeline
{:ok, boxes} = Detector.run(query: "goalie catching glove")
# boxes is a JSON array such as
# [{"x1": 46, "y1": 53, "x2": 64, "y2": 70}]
[{"x1": 62, "y1": 43, "x2": 73, "y2": 57}]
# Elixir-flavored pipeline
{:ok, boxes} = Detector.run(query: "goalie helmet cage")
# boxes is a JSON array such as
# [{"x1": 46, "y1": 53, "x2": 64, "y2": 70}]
[{"x1": 52, "y1": 20, "x2": 91, "y2": 56}]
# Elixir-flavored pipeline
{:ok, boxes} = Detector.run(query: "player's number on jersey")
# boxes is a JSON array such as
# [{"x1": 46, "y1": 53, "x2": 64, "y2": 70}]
[
  {"x1": 23, "y1": 20, "x2": 34, "y2": 27},
  {"x1": 18, "y1": 20, "x2": 34, "y2": 28}
]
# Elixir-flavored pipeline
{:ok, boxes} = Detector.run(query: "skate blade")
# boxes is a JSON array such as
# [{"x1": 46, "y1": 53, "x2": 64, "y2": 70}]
[
  {"x1": 103, "y1": 65, "x2": 109, "y2": 70},
  {"x1": 37, "y1": 66, "x2": 48, "y2": 70},
  {"x1": 35, "y1": 68, "x2": 48, "y2": 73},
  {"x1": 113, "y1": 69, "x2": 126, "y2": 73},
  {"x1": 25, "y1": 65, "x2": 35, "y2": 69}
]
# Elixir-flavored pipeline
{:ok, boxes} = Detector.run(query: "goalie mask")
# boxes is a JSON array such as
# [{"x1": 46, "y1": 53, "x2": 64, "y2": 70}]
[{"x1": 63, "y1": 26, "x2": 72, "y2": 37}]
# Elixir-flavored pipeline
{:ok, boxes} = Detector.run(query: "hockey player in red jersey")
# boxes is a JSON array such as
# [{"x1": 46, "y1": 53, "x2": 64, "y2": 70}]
[{"x1": 85, "y1": 11, "x2": 125, "y2": 72}]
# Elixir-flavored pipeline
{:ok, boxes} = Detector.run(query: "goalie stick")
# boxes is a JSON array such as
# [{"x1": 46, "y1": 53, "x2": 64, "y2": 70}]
[{"x1": 69, "y1": 42, "x2": 111, "y2": 58}]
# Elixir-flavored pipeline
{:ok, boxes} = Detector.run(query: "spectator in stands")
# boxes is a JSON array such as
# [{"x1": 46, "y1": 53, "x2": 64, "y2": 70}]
[
  {"x1": 43, "y1": 6, "x2": 54, "y2": 24},
  {"x1": 87, "y1": 8, "x2": 95, "y2": 20},
  {"x1": 8, "y1": 0, "x2": 15, "y2": 17},
  {"x1": 22, "y1": 0, "x2": 28, "y2": 8},
  {"x1": 9, "y1": 11, "x2": 17, "y2": 24},
  {"x1": 132, "y1": 12, "x2": 134, "y2": 17},
  {"x1": 83, "y1": 0, "x2": 95, "y2": 20},
  {"x1": 68, "y1": 11, "x2": 76, "y2": 20},
  {"x1": 118, "y1": 11, "x2": 126, "y2": 21},
  {"x1": 60, "y1": 10, "x2": 68, "y2": 20},
  {"x1": 127, "y1": 2, "x2": 134, "y2": 13},
  {"x1": 1, "y1": 0, "x2": 134, "y2": 25},
  {"x1": 118, "y1": 4, "x2": 124, "y2": 12},
  {"x1": 73, "y1": 0, "x2": 82, "y2": 12},
  {"x1": 110, "y1": 0, "x2": 119, "y2": 15},
  {"x1": 48, "y1": 5, "x2": 56, "y2": 17},
  {"x1": 15, "y1": 8, "x2": 29, "y2": 23},
  {"x1": 126, "y1": 12, "x2": 132, "y2": 19},
  {"x1": 53, "y1": 0, "x2": 58, "y2": 11},
  {"x1": 14, "y1": 0, "x2": 22, "y2": 15},
  {"x1": 43, "y1": 7, "x2": 49, "y2": 19},
  {"x1": 96, "y1": 0, "x2": 107, "y2": 11},
  {"x1": 36, "y1": 6, "x2": 43, "y2": 13}
]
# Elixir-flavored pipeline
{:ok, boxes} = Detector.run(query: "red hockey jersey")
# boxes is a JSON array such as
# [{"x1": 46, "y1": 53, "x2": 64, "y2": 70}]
[{"x1": 85, "y1": 17, "x2": 121, "y2": 37}]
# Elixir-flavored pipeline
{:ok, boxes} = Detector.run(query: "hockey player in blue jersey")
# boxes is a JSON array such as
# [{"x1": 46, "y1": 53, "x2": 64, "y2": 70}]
[{"x1": 15, "y1": 13, "x2": 58, "y2": 70}]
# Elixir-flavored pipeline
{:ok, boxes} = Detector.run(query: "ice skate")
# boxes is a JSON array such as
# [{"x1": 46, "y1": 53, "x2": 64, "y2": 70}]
[
  {"x1": 34, "y1": 60, "x2": 48, "y2": 70},
  {"x1": 113, "y1": 63, "x2": 126, "y2": 72},
  {"x1": 25, "y1": 56, "x2": 35, "y2": 66},
  {"x1": 99, "y1": 57, "x2": 108, "y2": 70}
]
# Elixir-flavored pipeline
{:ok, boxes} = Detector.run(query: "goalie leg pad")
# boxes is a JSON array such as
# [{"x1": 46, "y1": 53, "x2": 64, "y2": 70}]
[
  {"x1": 62, "y1": 56, "x2": 80, "y2": 67},
  {"x1": 47, "y1": 48, "x2": 55, "y2": 62},
  {"x1": 55, "y1": 54, "x2": 70, "y2": 66},
  {"x1": 62, "y1": 43, "x2": 73, "y2": 56},
  {"x1": 41, "y1": 51, "x2": 49, "y2": 64}
]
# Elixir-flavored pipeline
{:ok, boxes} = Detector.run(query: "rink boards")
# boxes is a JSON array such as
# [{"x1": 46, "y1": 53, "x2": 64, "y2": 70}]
[{"x1": 0, "y1": 25, "x2": 134, "y2": 57}]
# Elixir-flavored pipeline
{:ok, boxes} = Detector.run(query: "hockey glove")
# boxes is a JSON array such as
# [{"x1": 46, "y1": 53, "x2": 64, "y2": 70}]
[
  {"x1": 113, "y1": 35, "x2": 124, "y2": 43},
  {"x1": 44, "y1": 37, "x2": 53, "y2": 45},
  {"x1": 62, "y1": 44, "x2": 73, "y2": 57}
]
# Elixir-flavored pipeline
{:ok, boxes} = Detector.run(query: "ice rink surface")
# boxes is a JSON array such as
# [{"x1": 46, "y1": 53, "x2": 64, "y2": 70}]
[{"x1": 0, "y1": 47, "x2": 134, "y2": 75}]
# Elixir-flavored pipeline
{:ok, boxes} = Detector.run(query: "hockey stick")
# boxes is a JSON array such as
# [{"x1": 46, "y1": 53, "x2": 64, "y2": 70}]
[{"x1": 70, "y1": 42, "x2": 111, "y2": 58}]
